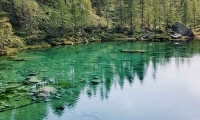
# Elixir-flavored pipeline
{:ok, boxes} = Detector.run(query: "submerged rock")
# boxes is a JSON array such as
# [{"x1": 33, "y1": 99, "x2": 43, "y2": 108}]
[
  {"x1": 91, "y1": 79, "x2": 101, "y2": 84},
  {"x1": 56, "y1": 93, "x2": 62, "y2": 97},
  {"x1": 0, "y1": 106, "x2": 6, "y2": 109},
  {"x1": 16, "y1": 86, "x2": 28, "y2": 92},
  {"x1": 40, "y1": 70, "x2": 47, "y2": 72},
  {"x1": 55, "y1": 96, "x2": 61, "y2": 99},
  {"x1": 48, "y1": 78, "x2": 55, "y2": 84},
  {"x1": 27, "y1": 92, "x2": 35, "y2": 96},
  {"x1": 36, "y1": 81, "x2": 48, "y2": 87},
  {"x1": 14, "y1": 58, "x2": 28, "y2": 61},
  {"x1": 15, "y1": 98, "x2": 21, "y2": 101},
  {"x1": 37, "y1": 93, "x2": 49, "y2": 97},
  {"x1": 0, "y1": 101, "x2": 10, "y2": 108},
  {"x1": 7, "y1": 56, "x2": 28, "y2": 61},
  {"x1": 5, "y1": 84, "x2": 20, "y2": 90},
  {"x1": 66, "y1": 90, "x2": 74, "y2": 95},
  {"x1": 37, "y1": 86, "x2": 57, "y2": 97},
  {"x1": 28, "y1": 76, "x2": 41, "y2": 83},
  {"x1": 6, "y1": 95, "x2": 12, "y2": 99},
  {"x1": 93, "y1": 76, "x2": 99, "y2": 79},
  {"x1": 28, "y1": 72, "x2": 38, "y2": 76}
]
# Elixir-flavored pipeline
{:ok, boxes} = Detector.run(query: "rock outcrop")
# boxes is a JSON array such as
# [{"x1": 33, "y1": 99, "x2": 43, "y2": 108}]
[{"x1": 172, "y1": 22, "x2": 194, "y2": 37}]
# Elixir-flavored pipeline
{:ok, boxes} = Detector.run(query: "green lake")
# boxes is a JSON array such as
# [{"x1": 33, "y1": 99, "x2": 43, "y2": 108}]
[{"x1": 0, "y1": 41, "x2": 200, "y2": 120}]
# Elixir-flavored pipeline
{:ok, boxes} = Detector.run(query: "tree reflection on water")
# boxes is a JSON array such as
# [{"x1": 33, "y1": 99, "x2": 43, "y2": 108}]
[{"x1": 0, "y1": 40, "x2": 200, "y2": 120}]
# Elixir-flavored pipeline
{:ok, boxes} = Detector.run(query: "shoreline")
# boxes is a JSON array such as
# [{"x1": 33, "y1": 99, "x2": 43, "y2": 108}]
[{"x1": 0, "y1": 35, "x2": 199, "y2": 57}]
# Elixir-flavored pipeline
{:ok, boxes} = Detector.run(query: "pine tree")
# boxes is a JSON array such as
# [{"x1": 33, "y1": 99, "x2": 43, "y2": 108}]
[
  {"x1": 153, "y1": 0, "x2": 159, "y2": 36},
  {"x1": 119, "y1": 0, "x2": 123, "y2": 28},
  {"x1": 130, "y1": 0, "x2": 134, "y2": 35},
  {"x1": 11, "y1": 0, "x2": 15, "y2": 24},
  {"x1": 71, "y1": 0, "x2": 79, "y2": 37},
  {"x1": 140, "y1": 0, "x2": 144, "y2": 27},
  {"x1": 192, "y1": 0, "x2": 199, "y2": 28},
  {"x1": 144, "y1": 0, "x2": 153, "y2": 28},
  {"x1": 182, "y1": 0, "x2": 187, "y2": 26}
]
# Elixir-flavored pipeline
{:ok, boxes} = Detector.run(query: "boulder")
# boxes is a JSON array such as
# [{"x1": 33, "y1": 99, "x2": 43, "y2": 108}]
[
  {"x1": 38, "y1": 86, "x2": 57, "y2": 94},
  {"x1": 28, "y1": 76, "x2": 41, "y2": 83},
  {"x1": 172, "y1": 22, "x2": 194, "y2": 37},
  {"x1": 37, "y1": 93, "x2": 48, "y2": 97},
  {"x1": 91, "y1": 79, "x2": 101, "y2": 84},
  {"x1": 5, "y1": 84, "x2": 20, "y2": 90}
]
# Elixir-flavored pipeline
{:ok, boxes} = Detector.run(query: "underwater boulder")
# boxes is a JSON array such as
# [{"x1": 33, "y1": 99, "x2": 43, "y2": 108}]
[
  {"x1": 28, "y1": 76, "x2": 41, "y2": 83},
  {"x1": 28, "y1": 72, "x2": 38, "y2": 76},
  {"x1": 91, "y1": 79, "x2": 101, "y2": 84},
  {"x1": 37, "y1": 92, "x2": 48, "y2": 97},
  {"x1": 37, "y1": 86, "x2": 57, "y2": 97},
  {"x1": 5, "y1": 84, "x2": 20, "y2": 90}
]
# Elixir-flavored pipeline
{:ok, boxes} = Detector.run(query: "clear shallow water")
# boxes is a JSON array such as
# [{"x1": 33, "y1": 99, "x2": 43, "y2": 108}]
[{"x1": 0, "y1": 41, "x2": 200, "y2": 120}]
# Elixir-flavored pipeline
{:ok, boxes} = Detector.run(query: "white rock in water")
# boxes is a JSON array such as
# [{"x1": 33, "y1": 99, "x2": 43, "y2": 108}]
[
  {"x1": 37, "y1": 93, "x2": 49, "y2": 97},
  {"x1": 6, "y1": 84, "x2": 20, "y2": 90},
  {"x1": 28, "y1": 76, "x2": 41, "y2": 83},
  {"x1": 49, "y1": 78, "x2": 55, "y2": 84},
  {"x1": 38, "y1": 86, "x2": 57, "y2": 94}
]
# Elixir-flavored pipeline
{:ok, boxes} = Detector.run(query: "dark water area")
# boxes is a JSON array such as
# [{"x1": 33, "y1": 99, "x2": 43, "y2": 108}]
[{"x1": 0, "y1": 40, "x2": 200, "y2": 120}]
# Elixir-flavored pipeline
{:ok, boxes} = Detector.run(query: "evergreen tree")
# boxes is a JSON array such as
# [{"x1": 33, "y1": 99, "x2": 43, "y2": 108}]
[
  {"x1": 192, "y1": 0, "x2": 199, "y2": 28},
  {"x1": 140, "y1": 0, "x2": 144, "y2": 27},
  {"x1": 153, "y1": 0, "x2": 159, "y2": 36},
  {"x1": 182, "y1": 0, "x2": 188, "y2": 26},
  {"x1": 71, "y1": 0, "x2": 79, "y2": 37},
  {"x1": 116, "y1": 0, "x2": 123, "y2": 28}
]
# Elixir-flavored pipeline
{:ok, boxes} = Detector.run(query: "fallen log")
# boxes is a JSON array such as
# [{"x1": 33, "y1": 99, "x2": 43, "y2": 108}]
[
  {"x1": 120, "y1": 50, "x2": 148, "y2": 53},
  {"x1": 0, "y1": 102, "x2": 36, "y2": 113}
]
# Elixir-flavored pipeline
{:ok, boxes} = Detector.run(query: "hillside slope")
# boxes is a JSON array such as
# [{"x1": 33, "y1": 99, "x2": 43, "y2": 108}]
[{"x1": 0, "y1": 0, "x2": 200, "y2": 53}]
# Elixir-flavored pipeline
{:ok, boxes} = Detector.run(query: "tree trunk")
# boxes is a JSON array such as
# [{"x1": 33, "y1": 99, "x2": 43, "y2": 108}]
[
  {"x1": 119, "y1": 0, "x2": 123, "y2": 28},
  {"x1": 182, "y1": 1, "x2": 188, "y2": 26},
  {"x1": 11, "y1": 0, "x2": 15, "y2": 23},
  {"x1": 147, "y1": 11, "x2": 150, "y2": 28},
  {"x1": 130, "y1": 0, "x2": 134, "y2": 35},
  {"x1": 162, "y1": 0, "x2": 167, "y2": 32},
  {"x1": 154, "y1": 10, "x2": 157, "y2": 37},
  {"x1": 194, "y1": 13, "x2": 196, "y2": 29},
  {"x1": 74, "y1": 14, "x2": 77, "y2": 37},
  {"x1": 141, "y1": 0, "x2": 144, "y2": 28},
  {"x1": 106, "y1": 9, "x2": 109, "y2": 28},
  {"x1": 61, "y1": 10, "x2": 64, "y2": 28}
]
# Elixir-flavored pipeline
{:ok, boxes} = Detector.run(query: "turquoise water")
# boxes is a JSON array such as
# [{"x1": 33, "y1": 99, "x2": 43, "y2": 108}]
[{"x1": 0, "y1": 41, "x2": 200, "y2": 120}]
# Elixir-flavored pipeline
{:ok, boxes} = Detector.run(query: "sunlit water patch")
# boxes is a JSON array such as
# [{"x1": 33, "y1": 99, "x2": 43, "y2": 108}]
[{"x1": 0, "y1": 41, "x2": 200, "y2": 120}]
